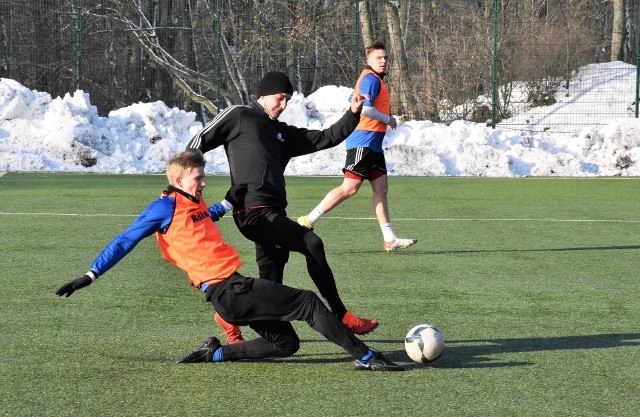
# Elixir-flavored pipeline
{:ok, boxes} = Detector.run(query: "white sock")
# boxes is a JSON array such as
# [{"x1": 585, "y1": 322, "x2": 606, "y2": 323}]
[
  {"x1": 307, "y1": 207, "x2": 324, "y2": 224},
  {"x1": 380, "y1": 223, "x2": 396, "y2": 242}
]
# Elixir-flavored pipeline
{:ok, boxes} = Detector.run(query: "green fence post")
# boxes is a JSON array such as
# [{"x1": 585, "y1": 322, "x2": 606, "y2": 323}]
[
  {"x1": 355, "y1": 0, "x2": 360, "y2": 79},
  {"x1": 636, "y1": 4, "x2": 639, "y2": 118},
  {"x1": 491, "y1": 0, "x2": 499, "y2": 128},
  {"x1": 76, "y1": 0, "x2": 82, "y2": 91},
  {"x1": 216, "y1": 0, "x2": 222, "y2": 112}
]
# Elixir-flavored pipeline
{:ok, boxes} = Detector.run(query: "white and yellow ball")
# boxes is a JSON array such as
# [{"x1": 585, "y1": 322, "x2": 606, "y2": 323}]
[{"x1": 404, "y1": 324, "x2": 445, "y2": 363}]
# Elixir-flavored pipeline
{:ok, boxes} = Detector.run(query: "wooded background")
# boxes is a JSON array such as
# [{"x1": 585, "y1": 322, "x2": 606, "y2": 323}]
[{"x1": 1, "y1": 0, "x2": 638, "y2": 132}]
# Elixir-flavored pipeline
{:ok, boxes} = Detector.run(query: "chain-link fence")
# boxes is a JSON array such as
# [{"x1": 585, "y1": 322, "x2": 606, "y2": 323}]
[{"x1": 1, "y1": 0, "x2": 638, "y2": 134}]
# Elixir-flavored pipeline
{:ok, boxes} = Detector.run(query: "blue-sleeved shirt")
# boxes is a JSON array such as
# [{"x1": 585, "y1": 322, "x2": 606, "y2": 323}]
[
  {"x1": 345, "y1": 73, "x2": 386, "y2": 153},
  {"x1": 90, "y1": 188, "x2": 227, "y2": 277}
]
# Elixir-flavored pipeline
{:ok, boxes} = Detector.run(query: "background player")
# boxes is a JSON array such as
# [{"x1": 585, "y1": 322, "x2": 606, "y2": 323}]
[{"x1": 298, "y1": 42, "x2": 417, "y2": 252}]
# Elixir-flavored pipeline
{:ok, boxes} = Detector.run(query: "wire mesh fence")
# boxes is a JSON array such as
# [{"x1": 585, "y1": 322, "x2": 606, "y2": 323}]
[{"x1": 1, "y1": 0, "x2": 638, "y2": 134}]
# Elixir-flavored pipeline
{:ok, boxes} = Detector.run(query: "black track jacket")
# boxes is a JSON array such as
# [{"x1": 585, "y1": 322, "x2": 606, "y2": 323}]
[{"x1": 186, "y1": 101, "x2": 360, "y2": 210}]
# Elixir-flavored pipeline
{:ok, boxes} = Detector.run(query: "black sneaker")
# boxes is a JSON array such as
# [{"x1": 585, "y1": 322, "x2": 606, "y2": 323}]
[
  {"x1": 353, "y1": 352, "x2": 404, "y2": 371},
  {"x1": 176, "y1": 336, "x2": 221, "y2": 363}
]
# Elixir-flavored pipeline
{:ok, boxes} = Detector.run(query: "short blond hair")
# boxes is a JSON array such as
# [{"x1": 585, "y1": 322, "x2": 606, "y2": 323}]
[{"x1": 166, "y1": 150, "x2": 205, "y2": 186}]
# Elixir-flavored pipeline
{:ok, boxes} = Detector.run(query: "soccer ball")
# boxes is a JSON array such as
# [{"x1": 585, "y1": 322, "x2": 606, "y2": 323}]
[{"x1": 404, "y1": 324, "x2": 445, "y2": 363}]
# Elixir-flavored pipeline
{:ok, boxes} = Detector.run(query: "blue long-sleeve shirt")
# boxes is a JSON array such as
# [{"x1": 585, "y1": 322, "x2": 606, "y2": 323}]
[
  {"x1": 89, "y1": 189, "x2": 227, "y2": 277},
  {"x1": 346, "y1": 73, "x2": 386, "y2": 152}
]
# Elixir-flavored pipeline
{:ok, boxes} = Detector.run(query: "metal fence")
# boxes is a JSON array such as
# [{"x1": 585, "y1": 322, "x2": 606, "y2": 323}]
[{"x1": 1, "y1": 0, "x2": 638, "y2": 134}]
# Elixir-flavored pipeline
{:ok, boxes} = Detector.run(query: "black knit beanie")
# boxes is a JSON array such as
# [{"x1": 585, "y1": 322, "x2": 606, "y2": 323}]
[{"x1": 257, "y1": 71, "x2": 294, "y2": 96}]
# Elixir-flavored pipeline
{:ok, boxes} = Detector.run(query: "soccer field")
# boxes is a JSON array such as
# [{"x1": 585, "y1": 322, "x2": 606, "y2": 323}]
[{"x1": 1, "y1": 173, "x2": 639, "y2": 416}]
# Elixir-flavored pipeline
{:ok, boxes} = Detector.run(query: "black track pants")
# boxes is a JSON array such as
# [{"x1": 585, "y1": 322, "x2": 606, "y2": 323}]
[
  {"x1": 206, "y1": 274, "x2": 369, "y2": 361},
  {"x1": 234, "y1": 207, "x2": 348, "y2": 318}
]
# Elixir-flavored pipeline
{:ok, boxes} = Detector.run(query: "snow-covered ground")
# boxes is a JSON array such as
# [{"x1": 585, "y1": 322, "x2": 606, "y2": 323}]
[{"x1": 1, "y1": 61, "x2": 638, "y2": 176}]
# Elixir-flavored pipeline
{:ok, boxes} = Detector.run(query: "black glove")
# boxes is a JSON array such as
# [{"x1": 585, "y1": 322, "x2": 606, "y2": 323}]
[
  {"x1": 56, "y1": 274, "x2": 94, "y2": 297},
  {"x1": 224, "y1": 183, "x2": 248, "y2": 208}
]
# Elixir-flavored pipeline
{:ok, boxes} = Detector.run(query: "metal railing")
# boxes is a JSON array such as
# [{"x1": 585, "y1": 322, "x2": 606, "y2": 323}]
[{"x1": 1, "y1": 0, "x2": 637, "y2": 134}]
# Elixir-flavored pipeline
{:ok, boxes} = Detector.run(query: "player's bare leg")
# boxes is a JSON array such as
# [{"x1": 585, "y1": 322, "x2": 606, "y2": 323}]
[
  {"x1": 298, "y1": 177, "x2": 363, "y2": 229},
  {"x1": 371, "y1": 175, "x2": 417, "y2": 251}
]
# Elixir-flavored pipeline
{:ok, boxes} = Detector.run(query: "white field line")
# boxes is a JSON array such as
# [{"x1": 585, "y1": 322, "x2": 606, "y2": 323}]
[
  {"x1": 0, "y1": 212, "x2": 139, "y2": 217},
  {"x1": 0, "y1": 212, "x2": 638, "y2": 223},
  {"x1": 330, "y1": 216, "x2": 640, "y2": 223}
]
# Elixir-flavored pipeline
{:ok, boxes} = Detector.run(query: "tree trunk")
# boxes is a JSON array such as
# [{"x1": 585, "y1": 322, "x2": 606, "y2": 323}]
[
  {"x1": 610, "y1": 0, "x2": 624, "y2": 61},
  {"x1": 384, "y1": 0, "x2": 417, "y2": 117},
  {"x1": 418, "y1": 1, "x2": 439, "y2": 121},
  {"x1": 358, "y1": 0, "x2": 374, "y2": 48}
]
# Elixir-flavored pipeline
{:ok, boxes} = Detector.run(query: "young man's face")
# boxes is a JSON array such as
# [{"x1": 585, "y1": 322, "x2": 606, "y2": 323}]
[
  {"x1": 367, "y1": 48, "x2": 388, "y2": 74},
  {"x1": 177, "y1": 166, "x2": 206, "y2": 199},
  {"x1": 258, "y1": 93, "x2": 291, "y2": 119}
]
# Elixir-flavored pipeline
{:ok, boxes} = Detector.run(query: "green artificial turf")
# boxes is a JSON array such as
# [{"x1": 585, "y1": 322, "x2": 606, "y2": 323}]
[{"x1": 1, "y1": 173, "x2": 639, "y2": 416}]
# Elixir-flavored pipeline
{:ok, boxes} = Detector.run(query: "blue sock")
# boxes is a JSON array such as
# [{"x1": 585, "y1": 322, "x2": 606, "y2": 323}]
[
  {"x1": 212, "y1": 347, "x2": 224, "y2": 362},
  {"x1": 360, "y1": 349, "x2": 374, "y2": 361}
]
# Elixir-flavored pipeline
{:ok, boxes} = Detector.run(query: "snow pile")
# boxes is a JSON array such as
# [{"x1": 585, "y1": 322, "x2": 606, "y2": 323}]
[{"x1": 1, "y1": 62, "x2": 639, "y2": 176}]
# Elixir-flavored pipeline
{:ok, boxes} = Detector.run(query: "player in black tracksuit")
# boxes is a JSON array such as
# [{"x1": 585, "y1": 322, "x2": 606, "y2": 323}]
[{"x1": 186, "y1": 71, "x2": 378, "y2": 335}]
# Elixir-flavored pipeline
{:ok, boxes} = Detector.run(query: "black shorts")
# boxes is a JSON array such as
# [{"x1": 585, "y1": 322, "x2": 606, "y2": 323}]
[{"x1": 342, "y1": 147, "x2": 387, "y2": 180}]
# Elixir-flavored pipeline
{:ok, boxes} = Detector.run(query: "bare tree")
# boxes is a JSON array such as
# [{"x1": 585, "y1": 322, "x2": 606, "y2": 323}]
[
  {"x1": 103, "y1": 0, "x2": 220, "y2": 114},
  {"x1": 610, "y1": 0, "x2": 625, "y2": 61},
  {"x1": 383, "y1": 0, "x2": 417, "y2": 117},
  {"x1": 358, "y1": 0, "x2": 374, "y2": 47},
  {"x1": 2, "y1": 0, "x2": 632, "y2": 126}
]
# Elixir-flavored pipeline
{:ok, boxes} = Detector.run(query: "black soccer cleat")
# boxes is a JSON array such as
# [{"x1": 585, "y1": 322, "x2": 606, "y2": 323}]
[
  {"x1": 352, "y1": 351, "x2": 405, "y2": 371},
  {"x1": 176, "y1": 336, "x2": 221, "y2": 363}
]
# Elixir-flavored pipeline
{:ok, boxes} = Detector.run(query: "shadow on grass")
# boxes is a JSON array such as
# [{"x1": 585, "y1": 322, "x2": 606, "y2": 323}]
[
  {"x1": 422, "y1": 332, "x2": 640, "y2": 369},
  {"x1": 264, "y1": 333, "x2": 640, "y2": 369},
  {"x1": 431, "y1": 245, "x2": 640, "y2": 255},
  {"x1": 341, "y1": 245, "x2": 640, "y2": 255}
]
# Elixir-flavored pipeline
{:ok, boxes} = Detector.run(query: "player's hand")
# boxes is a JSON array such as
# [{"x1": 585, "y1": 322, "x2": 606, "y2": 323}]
[
  {"x1": 56, "y1": 274, "x2": 93, "y2": 297},
  {"x1": 388, "y1": 116, "x2": 397, "y2": 130},
  {"x1": 350, "y1": 93, "x2": 369, "y2": 114},
  {"x1": 224, "y1": 183, "x2": 248, "y2": 208}
]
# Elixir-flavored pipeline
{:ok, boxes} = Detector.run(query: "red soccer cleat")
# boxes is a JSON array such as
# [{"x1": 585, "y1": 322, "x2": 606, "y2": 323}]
[{"x1": 342, "y1": 310, "x2": 379, "y2": 335}]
